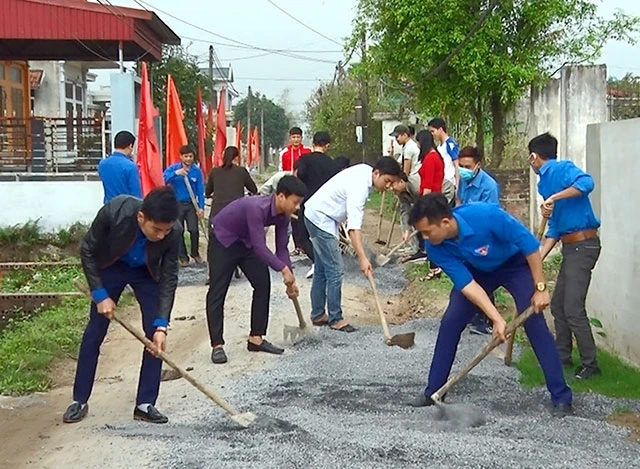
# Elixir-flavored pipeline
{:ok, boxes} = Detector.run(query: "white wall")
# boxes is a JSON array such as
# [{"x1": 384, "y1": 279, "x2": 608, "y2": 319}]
[
  {"x1": 527, "y1": 65, "x2": 608, "y2": 230},
  {"x1": 586, "y1": 118, "x2": 640, "y2": 366},
  {"x1": 0, "y1": 181, "x2": 103, "y2": 231}
]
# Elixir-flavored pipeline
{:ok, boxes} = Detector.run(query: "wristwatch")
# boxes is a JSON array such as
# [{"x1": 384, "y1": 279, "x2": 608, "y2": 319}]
[{"x1": 535, "y1": 282, "x2": 547, "y2": 292}]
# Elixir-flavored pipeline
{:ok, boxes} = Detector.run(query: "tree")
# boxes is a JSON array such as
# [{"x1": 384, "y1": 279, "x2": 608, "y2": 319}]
[
  {"x1": 351, "y1": 0, "x2": 640, "y2": 167},
  {"x1": 233, "y1": 92, "x2": 290, "y2": 154},
  {"x1": 608, "y1": 73, "x2": 640, "y2": 120},
  {"x1": 147, "y1": 46, "x2": 213, "y2": 153},
  {"x1": 305, "y1": 77, "x2": 381, "y2": 163}
]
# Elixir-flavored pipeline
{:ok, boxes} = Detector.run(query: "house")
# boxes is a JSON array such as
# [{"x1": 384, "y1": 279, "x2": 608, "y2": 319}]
[{"x1": 199, "y1": 65, "x2": 239, "y2": 117}]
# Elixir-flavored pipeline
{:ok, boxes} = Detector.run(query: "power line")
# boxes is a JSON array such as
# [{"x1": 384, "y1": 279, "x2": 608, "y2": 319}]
[
  {"x1": 134, "y1": 0, "x2": 337, "y2": 64},
  {"x1": 182, "y1": 35, "x2": 342, "y2": 54},
  {"x1": 264, "y1": 0, "x2": 349, "y2": 50},
  {"x1": 233, "y1": 77, "x2": 323, "y2": 82}
]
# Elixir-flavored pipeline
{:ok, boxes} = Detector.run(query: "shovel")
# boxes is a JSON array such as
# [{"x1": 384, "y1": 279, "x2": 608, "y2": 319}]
[
  {"x1": 366, "y1": 272, "x2": 415, "y2": 349},
  {"x1": 183, "y1": 174, "x2": 209, "y2": 242},
  {"x1": 376, "y1": 230, "x2": 418, "y2": 267},
  {"x1": 73, "y1": 280, "x2": 256, "y2": 428},
  {"x1": 283, "y1": 297, "x2": 310, "y2": 343},
  {"x1": 504, "y1": 217, "x2": 548, "y2": 366},
  {"x1": 431, "y1": 307, "x2": 535, "y2": 403}
]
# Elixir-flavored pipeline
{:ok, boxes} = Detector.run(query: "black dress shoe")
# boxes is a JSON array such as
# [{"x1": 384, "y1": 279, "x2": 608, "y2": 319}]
[
  {"x1": 63, "y1": 402, "x2": 88, "y2": 423},
  {"x1": 575, "y1": 366, "x2": 601, "y2": 380},
  {"x1": 211, "y1": 347, "x2": 228, "y2": 364},
  {"x1": 552, "y1": 403, "x2": 574, "y2": 418},
  {"x1": 133, "y1": 405, "x2": 169, "y2": 424},
  {"x1": 247, "y1": 339, "x2": 284, "y2": 355}
]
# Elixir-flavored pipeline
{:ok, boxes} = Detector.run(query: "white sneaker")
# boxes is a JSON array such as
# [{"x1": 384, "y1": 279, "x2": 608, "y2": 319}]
[{"x1": 305, "y1": 264, "x2": 315, "y2": 279}]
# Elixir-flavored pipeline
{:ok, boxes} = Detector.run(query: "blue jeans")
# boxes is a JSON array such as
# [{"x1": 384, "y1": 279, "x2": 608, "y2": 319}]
[
  {"x1": 304, "y1": 216, "x2": 344, "y2": 325},
  {"x1": 424, "y1": 255, "x2": 572, "y2": 406},
  {"x1": 72, "y1": 262, "x2": 163, "y2": 406}
]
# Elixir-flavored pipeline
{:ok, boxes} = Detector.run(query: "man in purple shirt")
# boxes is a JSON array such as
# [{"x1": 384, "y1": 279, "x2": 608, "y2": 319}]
[{"x1": 206, "y1": 175, "x2": 307, "y2": 364}]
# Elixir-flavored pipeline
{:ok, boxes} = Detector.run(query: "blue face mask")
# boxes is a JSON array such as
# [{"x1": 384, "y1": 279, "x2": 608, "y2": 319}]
[{"x1": 459, "y1": 167, "x2": 476, "y2": 181}]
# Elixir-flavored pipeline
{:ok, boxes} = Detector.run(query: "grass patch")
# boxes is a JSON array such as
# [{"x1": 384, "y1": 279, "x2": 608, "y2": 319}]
[
  {"x1": 514, "y1": 346, "x2": 640, "y2": 399},
  {"x1": 405, "y1": 262, "x2": 454, "y2": 296},
  {"x1": 366, "y1": 190, "x2": 397, "y2": 221},
  {"x1": 0, "y1": 220, "x2": 87, "y2": 262},
  {"x1": 1, "y1": 265, "x2": 83, "y2": 293},
  {"x1": 0, "y1": 297, "x2": 89, "y2": 395}
]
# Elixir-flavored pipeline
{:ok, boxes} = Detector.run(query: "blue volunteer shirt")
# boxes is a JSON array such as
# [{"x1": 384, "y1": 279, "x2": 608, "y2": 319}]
[
  {"x1": 90, "y1": 229, "x2": 162, "y2": 324},
  {"x1": 537, "y1": 159, "x2": 600, "y2": 239},
  {"x1": 458, "y1": 169, "x2": 500, "y2": 205},
  {"x1": 97, "y1": 152, "x2": 143, "y2": 203},
  {"x1": 163, "y1": 163, "x2": 205, "y2": 209},
  {"x1": 424, "y1": 203, "x2": 540, "y2": 291}
]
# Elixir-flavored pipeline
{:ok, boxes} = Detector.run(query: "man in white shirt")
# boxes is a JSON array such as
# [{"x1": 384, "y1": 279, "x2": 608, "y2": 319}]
[
  {"x1": 390, "y1": 124, "x2": 421, "y2": 195},
  {"x1": 428, "y1": 117, "x2": 459, "y2": 205},
  {"x1": 304, "y1": 157, "x2": 402, "y2": 332}
]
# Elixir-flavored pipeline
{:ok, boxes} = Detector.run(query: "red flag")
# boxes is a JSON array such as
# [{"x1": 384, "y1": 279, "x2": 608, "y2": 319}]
[
  {"x1": 252, "y1": 127, "x2": 260, "y2": 164},
  {"x1": 206, "y1": 102, "x2": 214, "y2": 168},
  {"x1": 213, "y1": 89, "x2": 227, "y2": 167},
  {"x1": 234, "y1": 120, "x2": 242, "y2": 155},
  {"x1": 165, "y1": 75, "x2": 188, "y2": 167},
  {"x1": 136, "y1": 62, "x2": 163, "y2": 195},
  {"x1": 196, "y1": 87, "x2": 207, "y2": 179}
]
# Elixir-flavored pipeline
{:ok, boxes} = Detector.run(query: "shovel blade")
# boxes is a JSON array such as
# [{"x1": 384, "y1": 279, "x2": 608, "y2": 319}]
[
  {"x1": 386, "y1": 332, "x2": 415, "y2": 349},
  {"x1": 376, "y1": 255, "x2": 390, "y2": 266},
  {"x1": 230, "y1": 411, "x2": 258, "y2": 428}
]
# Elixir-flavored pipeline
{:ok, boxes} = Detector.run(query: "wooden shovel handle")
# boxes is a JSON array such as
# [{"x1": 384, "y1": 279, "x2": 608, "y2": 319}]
[
  {"x1": 73, "y1": 280, "x2": 240, "y2": 417},
  {"x1": 387, "y1": 230, "x2": 418, "y2": 257},
  {"x1": 366, "y1": 273, "x2": 392, "y2": 342},
  {"x1": 432, "y1": 307, "x2": 536, "y2": 401},
  {"x1": 291, "y1": 297, "x2": 306, "y2": 328},
  {"x1": 375, "y1": 191, "x2": 386, "y2": 240},
  {"x1": 504, "y1": 217, "x2": 548, "y2": 365}
]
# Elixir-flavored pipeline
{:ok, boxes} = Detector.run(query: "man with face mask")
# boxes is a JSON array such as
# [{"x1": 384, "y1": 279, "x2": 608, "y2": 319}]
[
  {"x1": 457, "y1": 146, "x2": 500, "y2": 206},
  {"x1": 528, "y1": 132, "x2": 602, "y2": 381},
  {"x1": 407, "y1": 194, "x2": 573, "y2": 417},
  {"x1": 457, "y1": 146, "x2": 500, "y2": 335}
]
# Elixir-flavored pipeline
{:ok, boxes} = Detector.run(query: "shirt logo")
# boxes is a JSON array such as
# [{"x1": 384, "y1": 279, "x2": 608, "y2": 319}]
[{"x1": 474, "y1": 245, "x2": 489, "y2": 256}]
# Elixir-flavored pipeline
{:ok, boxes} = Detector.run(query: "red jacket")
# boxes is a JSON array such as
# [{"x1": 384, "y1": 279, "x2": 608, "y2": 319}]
[
  {"x1": 280, "y1": 145, "x2": 311, "y2": 172},
  {"x1": 418, "y1": 149, "x2": 444, "y2": 195}
]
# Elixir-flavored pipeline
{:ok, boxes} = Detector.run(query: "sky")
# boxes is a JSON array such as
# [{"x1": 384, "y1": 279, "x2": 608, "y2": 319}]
[{"x1": 95, "y1": 0, "x2": 640, "y2": 118}]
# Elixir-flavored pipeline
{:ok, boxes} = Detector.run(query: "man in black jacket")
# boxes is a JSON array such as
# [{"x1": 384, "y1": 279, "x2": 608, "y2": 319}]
[{"x1": 63, "y1": 186, "x2": 180, "y2": 425}]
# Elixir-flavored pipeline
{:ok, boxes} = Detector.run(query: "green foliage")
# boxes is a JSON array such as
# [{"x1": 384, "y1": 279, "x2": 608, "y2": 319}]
[
  {"x1": 1, "y1": 266, "x2": 83, "y2": 293},
  {"x1": 515, "y1": 346, "x2": 640, "y2": 399},
  {"x1": 607, "y1": 73, "x2": 640, "y2": 120},
  {"x1": 233, "y1": 92, "x2": 290, "y2": 151},
  {"x1": 0, "y1": 220, "x2": 42, "y2": 251},
  {"x1": 0, "y1": 298, "x2": 89, "y2": 395},
  {"x1": 305, "y1": 77, "x2": 383, "y2": 163},
  {"x1": 0, "y1": 220, "x2": 87, "y2": 261},
  {"x1": 147, "y1": 46, "x2": 214, "y2": 155},
  {"x1": 351, "y1": 0, "x2": 640, "y2": 165}
]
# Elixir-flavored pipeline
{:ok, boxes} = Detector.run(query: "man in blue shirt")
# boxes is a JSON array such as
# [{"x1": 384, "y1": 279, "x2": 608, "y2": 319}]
[
  {"x1": 164, "y1": 145, "x2": 205, "y2": 266},
  {"x1": 457, "y1": 146, "x2": 501, "y2": 335},
  {"x1": 407, "y1": 194, "x2": 573, "y2": 417},
  {"x1": 63, "y1": 187, "x2": 181, "y2": 425},
  {"x1": 529, "y1": 132, "x2": 602, "y2": 380},
  {"x1": 97, "y1": 130, "x2": 142, "y2": 203}
]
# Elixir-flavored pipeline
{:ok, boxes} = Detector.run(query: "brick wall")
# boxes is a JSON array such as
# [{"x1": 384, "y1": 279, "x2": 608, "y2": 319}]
[{"x1": 488, "y1": 168, "x2": 530, "y2": 228}]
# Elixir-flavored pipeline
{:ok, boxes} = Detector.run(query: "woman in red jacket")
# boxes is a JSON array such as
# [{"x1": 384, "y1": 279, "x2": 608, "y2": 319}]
[{"x1": 416, "y1": 130, "x2": 445, "y2": 279}]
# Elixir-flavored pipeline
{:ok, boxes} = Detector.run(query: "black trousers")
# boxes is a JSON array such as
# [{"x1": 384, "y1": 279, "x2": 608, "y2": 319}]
[
  {"x1": 206, "y1": 234, "x2": 271, "y2": 346},
  {"x1": 551, "y1": 236, "x2": 601, "y2": 369},
  {"x1": 178, "y1": 202, "x2": 199, "y2": 259},
  {"x1": 293, "y1": 204, "x2": 314, "y2": 262}
]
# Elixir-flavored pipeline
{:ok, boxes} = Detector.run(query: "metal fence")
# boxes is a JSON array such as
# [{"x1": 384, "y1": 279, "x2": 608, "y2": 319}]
[{"x1": 0, "y1": 117, "x2": 109, "y2": 173}]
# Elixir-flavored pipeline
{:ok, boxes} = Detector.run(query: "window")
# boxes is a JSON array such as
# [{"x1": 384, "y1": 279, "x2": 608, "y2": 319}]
[
  {"x1": 11, "y1": 88, "x2": 24, "y2": 118},
  {"x1": 65, "y1": 83, "x2": 74, "y2": 99},
  {"x1": 9, "y1": 66, "x2": 22, "y2": 83}
]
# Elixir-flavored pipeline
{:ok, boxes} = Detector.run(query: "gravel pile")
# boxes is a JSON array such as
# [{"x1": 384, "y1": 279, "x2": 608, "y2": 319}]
[{"x1": 106, "y1": 310, "x2": 640, "y2": 469}]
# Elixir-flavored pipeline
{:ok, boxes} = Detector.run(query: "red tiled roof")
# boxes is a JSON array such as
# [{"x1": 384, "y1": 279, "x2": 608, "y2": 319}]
[{"x1": 0, "y1": 0, "x2": 180, "y2": 61}]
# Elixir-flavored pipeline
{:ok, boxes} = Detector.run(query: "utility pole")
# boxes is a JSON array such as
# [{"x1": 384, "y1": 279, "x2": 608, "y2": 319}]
[
  {"x1": 208, "y1": 45, "x2": 216, "y2": 109},
  {"x1": 260, "y1": 107, "x2": 265, "y2": 172},
  {"x1": 360, "y1": 34, "x2": 368, "y2": 163},
  {"x1": 247, "y1": 86, "x2": 252, "y2": 168}
]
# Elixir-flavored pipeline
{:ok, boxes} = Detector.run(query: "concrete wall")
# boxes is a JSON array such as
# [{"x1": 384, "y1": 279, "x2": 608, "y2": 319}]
[
  {"x1": 0, "y1": 180, "x2": 103, "y2": 231},
  {"x1": 527, "y1": 65, "x2": 608, "y2": 230},
  {"x1": 585, "y1": 118, "x2": 640, "y2": 366}
]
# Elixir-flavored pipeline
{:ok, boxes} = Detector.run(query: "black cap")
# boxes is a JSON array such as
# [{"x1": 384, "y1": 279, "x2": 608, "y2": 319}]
[{"x1": 389, "y1": 124, "x2": 410, "y2": 137}]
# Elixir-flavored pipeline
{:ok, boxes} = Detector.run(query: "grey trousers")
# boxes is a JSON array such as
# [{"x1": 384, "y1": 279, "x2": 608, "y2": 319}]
[{"x1": 551, "y1": 236, "x2": 601, "y2": 369}]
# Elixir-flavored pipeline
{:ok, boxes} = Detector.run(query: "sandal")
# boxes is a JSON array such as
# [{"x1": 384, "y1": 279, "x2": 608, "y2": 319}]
[
  {"x1": 425, "y1": 267, "x2": 442, "y2": 281},
  {"x1": 331, "y1": 323, "x2": 357, "y2": 333},
  {"x1": 312, "y1": 314, "x2": 329, "y2": 326}
]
